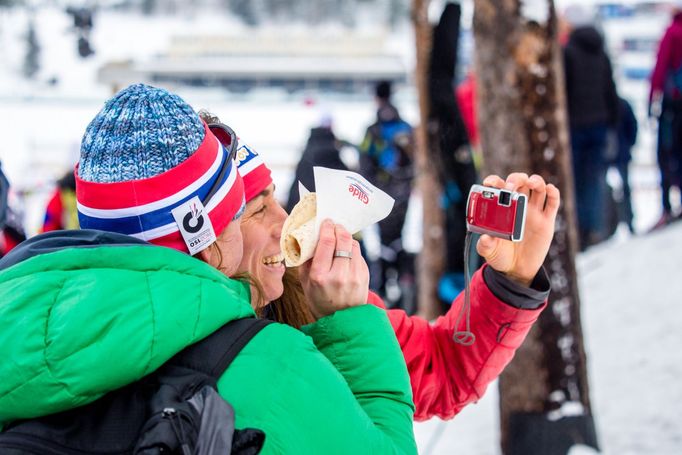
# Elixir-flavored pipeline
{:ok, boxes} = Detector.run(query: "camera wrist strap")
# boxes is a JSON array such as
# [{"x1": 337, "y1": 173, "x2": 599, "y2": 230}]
[{"x1": 453, "y1": 231, "x2": 475, "y2": 346}]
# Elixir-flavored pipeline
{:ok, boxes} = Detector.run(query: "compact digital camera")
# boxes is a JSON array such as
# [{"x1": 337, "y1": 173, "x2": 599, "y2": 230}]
[{"x1": 466, "y1": 184, "x2": 527, "y2": 242}]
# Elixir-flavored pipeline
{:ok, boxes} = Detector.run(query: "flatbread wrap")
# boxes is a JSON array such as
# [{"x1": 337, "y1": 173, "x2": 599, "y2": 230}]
[{"x1": 280, "y1": 193, "x2": 318, "y2": 267}]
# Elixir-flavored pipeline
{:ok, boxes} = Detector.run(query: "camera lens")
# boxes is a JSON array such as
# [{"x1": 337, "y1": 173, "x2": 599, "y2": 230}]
[{"x1": 499, "y1": 190, "x2": 512, "y2": 206}]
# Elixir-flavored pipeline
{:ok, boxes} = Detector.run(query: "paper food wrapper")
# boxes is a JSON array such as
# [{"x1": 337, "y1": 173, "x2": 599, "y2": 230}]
[{"x1": 280, "y1": 167, "x2": 395, "y2": 267}]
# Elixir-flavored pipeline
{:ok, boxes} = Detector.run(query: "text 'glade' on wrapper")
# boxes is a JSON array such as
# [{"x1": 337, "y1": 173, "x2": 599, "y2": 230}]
[{"x1": 280, "y1": 167, "x2": 395, "y2": 267}]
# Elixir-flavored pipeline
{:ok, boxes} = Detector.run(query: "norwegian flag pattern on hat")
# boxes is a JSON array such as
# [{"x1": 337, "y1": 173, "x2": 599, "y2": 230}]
[
  {"x1": 235, "y1": 142, "x2": 273, "y2": 203},
  {"x1": 76, "y1": 122, "x2": 244, "y2": 254}
]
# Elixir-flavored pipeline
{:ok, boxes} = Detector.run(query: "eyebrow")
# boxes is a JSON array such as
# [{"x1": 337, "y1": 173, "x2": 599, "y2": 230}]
[{"x1": 259, "y1": 185, "x2": 275, "y2": 198}]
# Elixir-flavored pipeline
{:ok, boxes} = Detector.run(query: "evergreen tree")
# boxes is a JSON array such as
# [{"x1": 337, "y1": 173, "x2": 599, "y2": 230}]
[
  {"x1": 141, "y1": 0, "x2": 156, "y2": 16},
  {"x1": 262, "y1": 0, "x2": 291, "y2": 21},
  {"x1": 388, "y1": 0, "x2": 407, "y2": 29},
  {"x1": 23, "y1": 20, "x2": 39, "y2": 79},
  {"x1": 340, "y1": 0, "x2": 356, "y2": 28},
  {"x1": 229, "y1": 0, "x2": 258, "y2": 25}
]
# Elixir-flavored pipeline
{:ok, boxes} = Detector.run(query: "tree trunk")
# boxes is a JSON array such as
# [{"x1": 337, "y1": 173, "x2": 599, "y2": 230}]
[
  {"x1": 411, "y1": 0, "x2": 444, "y2": 321},
  {"x1": 473, "y1": 1, "x2": 598, "y2": 454}
]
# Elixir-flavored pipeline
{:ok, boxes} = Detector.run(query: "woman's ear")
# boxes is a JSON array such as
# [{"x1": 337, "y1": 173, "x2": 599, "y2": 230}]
[{"x1": 196, "y1": 244, "x2": 215, "y2": 267}]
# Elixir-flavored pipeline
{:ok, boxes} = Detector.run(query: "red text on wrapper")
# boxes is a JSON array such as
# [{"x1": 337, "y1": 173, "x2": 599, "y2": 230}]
[{"x1": 348, "y1": 183, "x2": 369, "y2": 204}]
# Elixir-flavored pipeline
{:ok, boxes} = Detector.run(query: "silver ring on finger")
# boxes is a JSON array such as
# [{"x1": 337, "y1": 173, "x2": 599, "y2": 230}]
[{"x1": 333, "y1": 250, "x2": 352, "y2": 259}]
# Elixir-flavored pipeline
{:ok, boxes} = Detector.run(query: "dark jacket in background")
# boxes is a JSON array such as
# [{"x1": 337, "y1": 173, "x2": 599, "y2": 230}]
[
  {"x1": 428, "y1": 3, "x2": 474, "y2": 190},
  {"x1": 359, "y1": 104, "x2": 413, "y2": 247},
  {"x1": 0, "y1": 165, "x2": 26, "y2": 257},
  {"x1": 286, "y1": 127, "x2": 347, "y2": 212},
  {"x1": 615, "y1": 97, "x2": 638, "y2": 165},
  {"x1": 427, "y1": 2, "x2": 477, "y2": 277},
  {"x1": 564, "y1": 26, "x2": 619, "y2": 129}
]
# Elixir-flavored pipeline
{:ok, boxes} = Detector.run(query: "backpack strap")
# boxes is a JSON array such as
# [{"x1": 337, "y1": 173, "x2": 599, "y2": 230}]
[
  {"x1": 0, "y1": 317, "x2": 272, "y2": 455},
  {"x1": 168, "y1": 317, "x2": 273, "y2": 379}
]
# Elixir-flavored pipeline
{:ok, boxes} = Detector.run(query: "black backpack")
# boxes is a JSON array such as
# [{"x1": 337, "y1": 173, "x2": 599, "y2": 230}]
[{"x1": 0, "y1": 317, "x2": 271, "y2": 455}]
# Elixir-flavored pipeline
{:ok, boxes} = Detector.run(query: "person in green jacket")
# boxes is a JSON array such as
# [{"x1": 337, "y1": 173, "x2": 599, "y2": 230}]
[{"x1": 0, "y1": 84, "x2": 416, "y2": 454}]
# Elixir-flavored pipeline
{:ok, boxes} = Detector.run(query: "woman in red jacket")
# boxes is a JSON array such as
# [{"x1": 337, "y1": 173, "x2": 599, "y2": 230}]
[
  {"x1": 368, "y1": 171, "x2": 556, "y2": 420},
  {"x1": 202, "y1": 112, "x2": 559, "y2": 421}
]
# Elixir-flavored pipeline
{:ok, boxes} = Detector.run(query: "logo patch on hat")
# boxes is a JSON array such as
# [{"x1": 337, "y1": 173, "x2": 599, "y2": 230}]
[
  {"x1": 236, "y1": 145, "x2": 251, "y2": 164},
  {"x1": 171, "y1": 196, "x2": 217, "y2": 255}
]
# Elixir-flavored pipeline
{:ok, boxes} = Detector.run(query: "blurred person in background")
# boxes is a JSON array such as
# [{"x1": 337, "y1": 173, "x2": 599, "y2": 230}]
[
  {"x1": 360, "y1": 80, "x2": 416, "y2": 312},
  {"x1": 429, "y1": 3, "x2": 479, "y2": 308},
  {"x1": 455, "y1": 71, "x2": 480, "y2": 165},
  {"x1": 66, "y1": 5, "x2": 95, "y2": 58},
  {"x1": 286, "y1": 111, "x2": 348, "y2": 213},
  {"x1": 562, "y1": 5, "x2": 619, "y2": 249},
  {"x1": 649, "y1": 0, "x2": 682, "y2": 229},
  {"x1": 41, "y1": 170, "x2": 78, "y2": 232},
  {"x1": 0, "y1": 163, "x2": 26, "y2": 257},
  {"x1": 285, "y1": 112, "x2": 371, "y2": 263},
  {"x1": 609, "y1": 96, "x2": 638, "y2": 234},
  {"x1": 203, "y1": 108, "x2": 559, "y2": 421}
]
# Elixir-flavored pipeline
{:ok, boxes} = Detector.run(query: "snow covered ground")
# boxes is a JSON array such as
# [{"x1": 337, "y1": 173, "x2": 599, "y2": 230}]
[{"x1": 1, "y1": 3, "x2": 681, "y2": 454}]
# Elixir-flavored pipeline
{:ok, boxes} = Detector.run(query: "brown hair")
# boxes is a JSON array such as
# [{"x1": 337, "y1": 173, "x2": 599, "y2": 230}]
[
  {"x1": 198, "y1": 109, "x2": 220, "y2": 124},
  {"x1": 265, "y1": 267, "x2": 315, "y2": 328}
]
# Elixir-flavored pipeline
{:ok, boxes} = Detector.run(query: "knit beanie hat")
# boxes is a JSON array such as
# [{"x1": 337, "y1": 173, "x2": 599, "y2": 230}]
[
  {"x1": 209, "y1": 125, "x2": 273, "y2": 203},
  {"x1": 75, "y1": 83, "x2": 245, "y2": 255}
]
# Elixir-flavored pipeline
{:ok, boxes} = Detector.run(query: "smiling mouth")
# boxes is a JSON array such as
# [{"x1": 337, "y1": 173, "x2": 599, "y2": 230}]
[{"x1": 263, "y1": 253, "x2": 284, "y2": 267}]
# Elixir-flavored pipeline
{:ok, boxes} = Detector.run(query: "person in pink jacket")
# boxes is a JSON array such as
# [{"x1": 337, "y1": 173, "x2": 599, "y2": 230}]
[
  {"x1": 649, "y1": 1, "x2": 682, "y2": 227},
  {"x1": 202, "y1": 111, "x2": 559, "y2": 421}
]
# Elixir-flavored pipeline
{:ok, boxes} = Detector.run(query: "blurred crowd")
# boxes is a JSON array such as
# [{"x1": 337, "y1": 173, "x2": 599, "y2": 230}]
[
  {"x1": 560, "y1": 1, "x2": 682, "y2": 250},
  {"x1": 2, "y1": 2, "x2": 682, "y2": 314},
  {"x1": 0, "y1": 3, "x2": 678, "y2": 454}
]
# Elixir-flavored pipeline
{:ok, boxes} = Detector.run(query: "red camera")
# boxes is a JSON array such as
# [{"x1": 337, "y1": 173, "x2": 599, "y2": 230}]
[{"x1": 466, "y1": 185, "x2": 527, "y2": 242}]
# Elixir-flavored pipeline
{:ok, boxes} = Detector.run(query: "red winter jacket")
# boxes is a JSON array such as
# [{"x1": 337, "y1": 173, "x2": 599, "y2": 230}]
[
  {"x1": 42, "y1": 189, "x2": 65, "y2": 232},
  {"x1": 369, "y1": 265, "x2": 546, "y2": 421},
  {"x1": 650, "y1": 12, "x2": 682, "y2": 102},
  {"x1": 456, "y1": 73, "x2": 479, "y2": 148}
]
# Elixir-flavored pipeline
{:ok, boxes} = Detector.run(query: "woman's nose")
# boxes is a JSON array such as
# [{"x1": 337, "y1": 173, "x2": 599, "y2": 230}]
[{"x1": 272, "y1": 202, "x2": 288, "y2": 238}]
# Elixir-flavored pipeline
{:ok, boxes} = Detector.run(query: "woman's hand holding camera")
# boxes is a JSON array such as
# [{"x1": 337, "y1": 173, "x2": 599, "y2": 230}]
[{"x1": 476, "y1": 173, "x2": 561, "y2": 287}]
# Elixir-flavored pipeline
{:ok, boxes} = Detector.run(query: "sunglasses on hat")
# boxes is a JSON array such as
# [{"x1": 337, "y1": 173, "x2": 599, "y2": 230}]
[
  {"x1": 208, "y1": 122, "x2": 239, "y2": 162},
  {"x1": 202, "y1": 122, "x2": 239, "y2": 207}
]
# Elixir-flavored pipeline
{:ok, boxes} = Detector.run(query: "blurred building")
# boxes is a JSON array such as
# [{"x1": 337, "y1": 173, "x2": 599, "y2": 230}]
[{"x1": 98, "y1": 32, "x2": 407, "y2": 94}]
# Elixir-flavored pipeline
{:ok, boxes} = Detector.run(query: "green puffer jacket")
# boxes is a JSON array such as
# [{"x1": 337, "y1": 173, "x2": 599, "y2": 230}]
[{"x1": 0, "y1": 231, "x2": 416, "y2": 454}]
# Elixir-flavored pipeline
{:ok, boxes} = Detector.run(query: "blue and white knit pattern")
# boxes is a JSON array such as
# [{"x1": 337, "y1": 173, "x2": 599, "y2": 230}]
[
  {"x1": 77, "y1": 139, "x2": 236, "y2": 240},
  {"x1": 79, "y1": 83, "x2": 205, "y2": 183}
]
